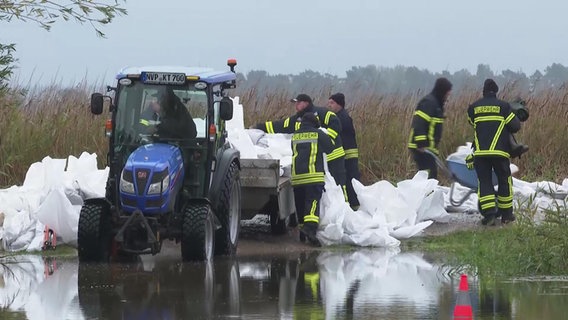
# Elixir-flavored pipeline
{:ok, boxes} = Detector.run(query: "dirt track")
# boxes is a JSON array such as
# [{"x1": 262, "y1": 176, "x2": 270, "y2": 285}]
[{"x1": 236, "y1": 210, "x2": 484, "y2": 255}]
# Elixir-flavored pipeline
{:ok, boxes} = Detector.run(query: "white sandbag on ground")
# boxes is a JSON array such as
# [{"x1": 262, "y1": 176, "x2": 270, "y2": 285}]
[
  {"x1": 36, "y1": 187, "x2": 82, "y2": 246},
  {"x1": 0, "y1": 153, "x2": 107, "y2": 251},
  {"x1": 442, "y1": 143, "x2": 568, "y2": 217}
]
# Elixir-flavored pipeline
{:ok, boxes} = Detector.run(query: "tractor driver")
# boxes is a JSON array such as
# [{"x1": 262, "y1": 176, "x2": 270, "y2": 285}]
[{"x1": 139, "y1": 88, "x2": 197, "y2": 140}]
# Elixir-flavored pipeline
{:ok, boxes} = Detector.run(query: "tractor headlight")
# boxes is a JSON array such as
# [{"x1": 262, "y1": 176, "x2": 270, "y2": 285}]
[
  {"x1": 148, "y1": 171, "x2": 170, "y2": 194},
  {"x1": 120, "y1": 170, "x2": 135, "y2": 194}
]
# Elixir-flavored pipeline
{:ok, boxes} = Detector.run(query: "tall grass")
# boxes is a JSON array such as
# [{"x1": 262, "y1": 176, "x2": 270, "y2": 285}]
[
  {"x1": 1, "y1": 82, "x2": 568, "y2": 188},
  {"x1": 240, "y1": 85, "x2": 568, "y2": 184},
  {"x1": 0, "y1": 83, "x2": 107, "y2": 187}
]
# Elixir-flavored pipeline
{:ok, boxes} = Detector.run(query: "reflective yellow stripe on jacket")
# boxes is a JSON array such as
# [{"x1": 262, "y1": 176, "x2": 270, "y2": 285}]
[
  {"x1": 344, "y1": 148, "x2": 358, "y2": 159},
  {"x1": 473, "y1": 115, "x2": 511, "y2": 158},
  {"x1": 408, "y1": 110, "x2": 443, "y2": 154},
  {"x1": 326, "y1": 146, "x2": 345, "y2": 161}
]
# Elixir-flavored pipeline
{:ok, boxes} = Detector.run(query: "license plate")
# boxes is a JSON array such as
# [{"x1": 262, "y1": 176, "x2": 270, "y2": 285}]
[{"x1": 141, "y1": 72, "x2": 186, "y2": 85}]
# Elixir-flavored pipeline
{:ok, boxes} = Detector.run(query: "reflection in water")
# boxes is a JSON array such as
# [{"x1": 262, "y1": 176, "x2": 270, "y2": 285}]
[
  {"x1": 0, "y1": 251, "x2": 568, "y2": 319},
  {"x1": 0, "y1": 255, "x2": 83, "y2": 320}
]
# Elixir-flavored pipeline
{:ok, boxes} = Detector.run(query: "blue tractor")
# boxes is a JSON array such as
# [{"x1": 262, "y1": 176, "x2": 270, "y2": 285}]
[{"x1": 79, "y1": 60, "x2": 241, "y2": 262}]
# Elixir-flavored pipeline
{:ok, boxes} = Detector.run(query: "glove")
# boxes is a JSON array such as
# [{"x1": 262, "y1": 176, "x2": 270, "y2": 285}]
[{"x1": 465, "y1": 154, "x2": 474, "y2": 170}]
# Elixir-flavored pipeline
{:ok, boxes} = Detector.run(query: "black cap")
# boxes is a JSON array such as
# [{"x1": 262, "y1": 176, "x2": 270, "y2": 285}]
[
  {"x1": 329, "y1": 93, "x2": 345, "y2": 108},
  {"x1": 483, "y1": 78, "x2": 499, "y2": 94},
  {"x1": 300, "y1": 112, "x2": 320, "y2": 128},
  {"x1": 290, "y1": 93, "x2": 312, "y2": 104}
]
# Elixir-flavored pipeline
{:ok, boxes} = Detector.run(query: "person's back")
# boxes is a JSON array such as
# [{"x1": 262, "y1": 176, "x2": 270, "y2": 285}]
[
  {"x1": 467, "y1": 79, "x2": 521, "y2": 225},
  {"x1": 468, "y1": 90, "x2": 520, "y2": 158},
  {"x1": 156, "y1": 90, "x2": 197, "y2": 140},
  {"x1": 291, "y1": 118, "x2": 333, "y2": 186},
  {"x1": 291, "y1": 112, "x2": 333, "y2": 246}
]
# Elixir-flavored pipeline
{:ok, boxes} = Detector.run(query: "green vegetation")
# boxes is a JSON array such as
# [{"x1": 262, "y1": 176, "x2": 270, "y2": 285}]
[
  {"x1": 0, "y1": 84, "x2": 107, "y2": 184},
  {"x1": 407, "y1": 201, "x2": 568, "y2": 277},
  {"x1": 0, "y1": 244, "x2": 77, "y2": 258}
]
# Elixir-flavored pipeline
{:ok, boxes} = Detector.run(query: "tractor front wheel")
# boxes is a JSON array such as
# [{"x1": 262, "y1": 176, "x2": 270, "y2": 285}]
[
  {"x1": 78, "y1": 201, "x2": 112, "y2": 263},
  {"x1": 181, "y1": 204, "x2": 215, "y2": 261}
]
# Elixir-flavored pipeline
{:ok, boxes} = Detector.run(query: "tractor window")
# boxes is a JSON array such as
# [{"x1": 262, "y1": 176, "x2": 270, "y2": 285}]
[
  {"x1": 175, "y1": 90, "x2": 208, "y2": 138},
  {"x1": 114, "y1": 81, "x2": 210, "y2": 144}
]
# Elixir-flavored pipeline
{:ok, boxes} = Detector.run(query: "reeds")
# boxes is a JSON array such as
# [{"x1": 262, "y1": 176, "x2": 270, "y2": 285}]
[
  {"x1": 1, "y1": 83, "x2": 568, "y2": 188},
  {"x1": 241, "y1": 85, "x2": 568, "y2": 184}
]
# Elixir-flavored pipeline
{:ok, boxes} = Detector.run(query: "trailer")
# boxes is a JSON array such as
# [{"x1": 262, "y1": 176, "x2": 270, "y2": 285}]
[{"x1": 240, "y1": 158, "x2": 296, "y2": 234}]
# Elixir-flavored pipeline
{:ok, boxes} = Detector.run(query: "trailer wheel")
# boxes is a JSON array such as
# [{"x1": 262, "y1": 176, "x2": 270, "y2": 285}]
[
  {"x1": 181, "y1": 204, "x2": 214, "y2": 261},
  {"x1": 215, "y1": 161, "x2": 241, "y2": 255},
  {"x1": 78, "y1": 201, "x2": 112, "y2": 262}
]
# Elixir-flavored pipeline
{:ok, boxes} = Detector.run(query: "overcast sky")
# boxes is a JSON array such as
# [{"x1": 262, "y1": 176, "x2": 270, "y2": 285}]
[{"x1": 3, "y1": 0, "x2": 568, "y2": 86}]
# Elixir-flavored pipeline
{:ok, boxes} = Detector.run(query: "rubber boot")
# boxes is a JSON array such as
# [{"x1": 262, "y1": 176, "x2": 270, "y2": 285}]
[
  {"x1": 481, "y1": 208, "x2": 498, "y2": 226},
  {"x1": 300, "y1": 222, "x2": 320, "y2": 247}
]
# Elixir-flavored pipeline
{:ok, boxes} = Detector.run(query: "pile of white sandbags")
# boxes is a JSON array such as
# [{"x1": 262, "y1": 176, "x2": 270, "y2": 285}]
[
  {"x1": 226, "y1": 98, "x2": 450, "y2": 247},
  {"x1": 0, "y1": 153, "x2": 107, "y2": 251}
]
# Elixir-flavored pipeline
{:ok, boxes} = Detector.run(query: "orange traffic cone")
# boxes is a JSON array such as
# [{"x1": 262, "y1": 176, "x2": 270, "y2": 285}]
[{"x1": 453, "y1": 274, "x2": 473, "y2": 320}]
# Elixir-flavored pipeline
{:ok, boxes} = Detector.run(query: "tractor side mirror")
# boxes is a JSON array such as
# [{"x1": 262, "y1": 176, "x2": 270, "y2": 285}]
[
  {"x1": 219, "y1": 97, "x2": 233, "y2": 121},
  {"x1": 90, "y1": 93, "x2": 104, "y2": 115}
]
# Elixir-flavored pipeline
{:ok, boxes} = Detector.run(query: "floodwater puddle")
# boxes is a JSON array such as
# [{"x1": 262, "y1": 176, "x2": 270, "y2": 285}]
[{"x1": 0, "y1": 249, "x2": 567, "y2": 319}]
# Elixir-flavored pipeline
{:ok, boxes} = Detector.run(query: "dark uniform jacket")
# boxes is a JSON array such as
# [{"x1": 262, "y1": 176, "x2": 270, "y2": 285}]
[
  {"x1": 291, "y1": 124, "x2": 334, "y2": 186},
  {"x1": 256, "y1": 104, "x2": 345, "y2": 161},
  {"x1": 336, "y1": 109, "x2": 358, "y2": 160},
  {"x1": 467, "y1": 93, "x2": 521, "y2": 158},
  {"x1": 408, "y1": 93, "x2": 445, "y2": 155}
]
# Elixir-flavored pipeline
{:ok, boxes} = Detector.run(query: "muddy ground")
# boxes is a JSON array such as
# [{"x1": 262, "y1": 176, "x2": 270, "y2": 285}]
[
  {"x1": 30, "y1": 210, "x2": 485, "y2": 258},
  {"x1": 236, "y1": 210, "x2": 484, "y2": 256}
]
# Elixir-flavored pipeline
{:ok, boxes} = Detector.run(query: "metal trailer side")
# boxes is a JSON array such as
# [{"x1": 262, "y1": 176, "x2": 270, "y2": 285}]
[{"x1": 239, "y1": 158, "x2": 296, "y2": 234}]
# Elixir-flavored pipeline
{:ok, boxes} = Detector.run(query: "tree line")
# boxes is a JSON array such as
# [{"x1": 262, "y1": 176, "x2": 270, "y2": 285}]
[{"x1": 235, "y1": 63, "x2": 568, "y2": 98}]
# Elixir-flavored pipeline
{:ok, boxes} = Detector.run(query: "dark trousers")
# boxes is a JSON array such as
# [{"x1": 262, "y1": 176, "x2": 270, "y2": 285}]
[
  {"x1": 345, "y1": 158, "x2": 361, "y2": 208},
  {"x1": 293, "y1": 184, "x2": 324, "y2": 225},
  {"x1": 411, "y1": 149, "x2": 437, "y2": 179},
  {"x1": 474, "y1": 156, "x2": 513, "y2": 218},
  {"x1": 327, "y1": 158, "x2": 348, "y2": 202}
]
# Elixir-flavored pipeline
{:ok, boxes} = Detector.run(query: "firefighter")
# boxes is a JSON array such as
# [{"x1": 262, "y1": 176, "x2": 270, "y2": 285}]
[
  {"x1": 289, "y1": 112, "x2": 334, "y2": 245},
  {"x1": 327, "y1": 93, "x2": 361, "y2": 210},
  {"x1": 408, "y1": 78, "x2": 453, "y2": 179},
  {"x1": 468, "y1": 79, "x2": 521, "y2": 225},
  {"x1": 254, "y1": 94, "x2": 348, "y2": 201}
]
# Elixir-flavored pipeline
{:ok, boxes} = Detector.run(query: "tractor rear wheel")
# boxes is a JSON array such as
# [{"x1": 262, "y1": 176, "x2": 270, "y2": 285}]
[
  {"x1": 181, "y1": 204, "x2": 214, "y2": 261},
  {"x1": 215, "y1": 161, "x2": 241, "y2": 256},
  {"x1": 78, "y1": 201, "x2": 112, "y2": 262}
]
